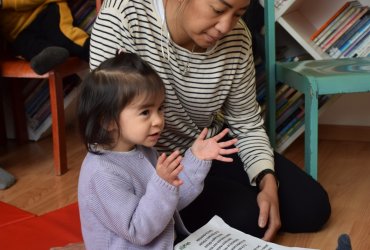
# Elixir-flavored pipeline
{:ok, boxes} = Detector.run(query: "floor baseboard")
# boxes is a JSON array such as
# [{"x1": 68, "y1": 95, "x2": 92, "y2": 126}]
[{"x1": 319, "y1": 124, "x2": 370, "y2": 142}]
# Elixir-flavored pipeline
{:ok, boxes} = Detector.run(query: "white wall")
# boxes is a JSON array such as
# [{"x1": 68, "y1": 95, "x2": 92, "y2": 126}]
[{"x1": 319, "y1": 93, "x2": 370, "y2": 126}]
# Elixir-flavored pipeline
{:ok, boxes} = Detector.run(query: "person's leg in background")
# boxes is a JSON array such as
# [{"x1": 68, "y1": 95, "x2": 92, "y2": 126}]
[
  {"x1": 0, "y1": 167, "x2": 16, "y2": 190},
  {"x1": 10, "y1": 3, "x2": 89, "y2": 74},
  {"x1": 40, "y1": 2, "x2": 89, "y2": 61}
]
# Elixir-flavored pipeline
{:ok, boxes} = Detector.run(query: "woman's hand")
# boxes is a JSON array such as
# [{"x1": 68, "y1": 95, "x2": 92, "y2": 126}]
[
  {"x1": 256, "y1": 174, "x2": 281, "y2": 241},
  {"x1": 156, "y1": 151, "x2": 184, "y2": 187},
  {"x1": 191, "y1": 128, "x2": 239, "y2": 161}
]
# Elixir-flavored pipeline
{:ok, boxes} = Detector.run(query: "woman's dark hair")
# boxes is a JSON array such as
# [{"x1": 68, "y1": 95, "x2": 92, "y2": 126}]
[{"x1": 77, "y1": 52, "x2": 165, "y2": 153}]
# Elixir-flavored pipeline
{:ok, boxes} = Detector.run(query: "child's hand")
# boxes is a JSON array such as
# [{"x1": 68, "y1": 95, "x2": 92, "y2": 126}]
[
  {"x1": 191, "y1": 128, "x2": 239, "y2": 161},
  {"x1": 156, "y1": 151, "x2": 184, "y2": 187}
]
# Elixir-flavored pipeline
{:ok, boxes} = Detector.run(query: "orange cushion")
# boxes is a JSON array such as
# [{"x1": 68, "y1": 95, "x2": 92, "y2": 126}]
[{"x1": 0, "y1": 202, "x2": 83, "y2": 250}]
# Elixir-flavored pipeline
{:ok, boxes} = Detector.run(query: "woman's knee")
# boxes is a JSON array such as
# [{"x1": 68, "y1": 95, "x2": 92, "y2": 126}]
[{"x1": 274, "y1": 152, "x2": 331, "y2": 232}]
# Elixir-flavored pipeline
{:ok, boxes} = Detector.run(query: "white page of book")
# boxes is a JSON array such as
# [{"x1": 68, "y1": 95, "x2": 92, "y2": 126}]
[{"x1": 175, "y1": 216, "x2": 318, "y2": 250}]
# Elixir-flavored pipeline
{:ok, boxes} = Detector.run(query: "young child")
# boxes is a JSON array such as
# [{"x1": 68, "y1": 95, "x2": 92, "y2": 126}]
[{"x1": 77, "y1": 52, "x2": 239, "y2": 249}]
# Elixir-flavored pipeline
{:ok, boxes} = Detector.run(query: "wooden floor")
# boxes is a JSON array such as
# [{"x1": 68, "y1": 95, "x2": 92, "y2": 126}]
[{"x1": 1, "y1": 124, "x2": 370, "y2": 249}]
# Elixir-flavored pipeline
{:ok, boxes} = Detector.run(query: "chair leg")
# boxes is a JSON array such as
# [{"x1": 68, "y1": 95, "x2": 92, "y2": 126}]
[
  {"x1": 9, "y1": 79, "x2": 28, "y2": 144},
  {"x1": 304, "y1": 86, "x2": 319, "y2": 180},
  {"x1": 48, "y1": 72, "x2": 67, "y2": 175},
  {"x1": 0, "y1": 91, "x2": 6, "y2": 145}
]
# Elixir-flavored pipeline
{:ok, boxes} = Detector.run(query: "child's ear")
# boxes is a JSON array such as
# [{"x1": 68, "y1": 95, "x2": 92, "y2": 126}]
[
  {"x1": 101, "y1": 117, "x2": 117, "y2": 132},
  {"x1": 106, "y1": 120, "x2": 118, "y2": 132}
]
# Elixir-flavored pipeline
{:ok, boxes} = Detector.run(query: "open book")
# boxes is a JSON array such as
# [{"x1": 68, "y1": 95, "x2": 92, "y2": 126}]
[{"x1": 174, "y1": 216, "x2": 318, "y2": 250}]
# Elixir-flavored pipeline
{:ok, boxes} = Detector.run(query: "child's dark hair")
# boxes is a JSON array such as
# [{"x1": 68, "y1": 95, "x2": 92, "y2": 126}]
[{"x1": 77, "y1": 52, "x2": 165, "y2": 153}]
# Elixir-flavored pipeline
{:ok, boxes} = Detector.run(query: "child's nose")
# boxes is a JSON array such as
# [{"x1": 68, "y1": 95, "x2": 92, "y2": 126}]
[{"x1": 153, "y1": 113, "x2": 164, "y2": 127}]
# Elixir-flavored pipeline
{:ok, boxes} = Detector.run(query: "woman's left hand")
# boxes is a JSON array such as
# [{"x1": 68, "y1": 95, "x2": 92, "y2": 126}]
[
  {"x1": 191, "y1": 128, "x2": 239, "y2": 161},
  {"x1": 256, "y1": 174, "x2": 281, "y2": 241}
]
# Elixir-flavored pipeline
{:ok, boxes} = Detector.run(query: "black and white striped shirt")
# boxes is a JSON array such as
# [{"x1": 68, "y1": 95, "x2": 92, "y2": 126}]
[{"x1": 90, "y1": 0, "x2": 274, "y2": 183}]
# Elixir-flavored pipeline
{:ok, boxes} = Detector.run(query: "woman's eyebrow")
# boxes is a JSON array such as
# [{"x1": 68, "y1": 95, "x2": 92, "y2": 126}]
[{"x1": 219, "y1": 0, "x2": 249, "y2": 10}]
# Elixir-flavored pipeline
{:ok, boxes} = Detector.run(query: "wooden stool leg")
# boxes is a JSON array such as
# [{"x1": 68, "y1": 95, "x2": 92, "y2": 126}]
[
  {"x1": 9, "y1": 79, "x2": 28, "y2": 144},
  {"x1": 48, "y1": 72, "x2": 67, "y2": 175}
]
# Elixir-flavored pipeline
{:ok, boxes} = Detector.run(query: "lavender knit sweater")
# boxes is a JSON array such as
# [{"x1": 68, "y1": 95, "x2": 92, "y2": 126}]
[{"x1": 78, "y1": 145, "x2": 212, "y2": 249}]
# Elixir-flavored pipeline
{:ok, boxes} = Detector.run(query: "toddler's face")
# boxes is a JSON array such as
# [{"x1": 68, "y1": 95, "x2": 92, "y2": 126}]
[{"x1": 113, "y1": 93, "x2": 165, "y2": 151}]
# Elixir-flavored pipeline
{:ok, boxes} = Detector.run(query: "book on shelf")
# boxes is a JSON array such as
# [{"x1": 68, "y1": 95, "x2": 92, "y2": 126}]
[
  {"x1": 276, "y1": 96, "x2": 304, "y2": 129},
  {"x1": 70, "y1": 0, "x2": 96, "y2": 34},
  {"x1": 277, "y1": 104, "x2": 303, "y2": 132},
  {"x1": 317, "y1": 3, "x2": 361, "y2": 48},
  {"x1": 23, "y1": 79, "x2": 45, "y2": 106},
  {"x1": 310, "y1": 1, "x2": 352, "y2": 41},
  {"x1": 354, "y1": 36, "x2": 370, "y2": 57},
  {"x1": 328, "y1": 12, "x2": 370, "y2": 57},
  {"x1": 27, "y1": 77, "x2": 78, "y2": 131},
  {"x1": 277, "y1": 90, "x2": 302, "y2": 117},
  {"x1": 277, "y1": 120, "x2": 303, "y2": 148},
  {"x1": 331, "y1": 18, "x2": 370, "y2": 58},
  {"x1": 341, "y1": 28, "x2": 370, "y2": 57},
  {"x1": 320, "y1": 6, "x2": 369, "y2": 52},
  {"x1": 344, "y1": 31, "x2": 370, "y2": 57},
  {"x1": 25, "y1": 80, "x2": 49, "y2": 118},
  {"x1": 29, "y1": 100, "x2": 51, "y2": 130},
  {"x1": 313, "y1": 1, "x2": 362, "y2": 46},
  {"x1": 24, "y1": 74, "x2": 81, "y2": 140},
  {"x1": 22, "y1": 78, "x2": 42, "y2": 98},
  {"x1": 27, "y1": 86, "x2": 80, "y2": 141},
  {"x1": 277, "y1": 109, "x2": 304, "y2": 141},
  {"x1": 276, "y1": 83, "x2": 290, "y2": 98},
  {"x1": 277, "y1": 94, "x2": 330, "y2": 148}
]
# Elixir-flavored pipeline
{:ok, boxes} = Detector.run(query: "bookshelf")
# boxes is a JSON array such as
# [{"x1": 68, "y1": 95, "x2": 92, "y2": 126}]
[
  {"x1": 261, "y1": 0, "x2": 370, "y2": 60},
  {"x1": 259, "y1": 0, "x2": 370, "y2": 153},
  {"x1": 263, "y1": 0, "x2": 370, "y2": 179},
  {"x1": 24, "y1": 75, "x2": 81, "y2": 141}
]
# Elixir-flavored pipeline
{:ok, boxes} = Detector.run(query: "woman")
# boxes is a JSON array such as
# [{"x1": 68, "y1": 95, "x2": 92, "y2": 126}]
[{"x1": 89, "y1": 0, "x2": 331, "y2": 241}]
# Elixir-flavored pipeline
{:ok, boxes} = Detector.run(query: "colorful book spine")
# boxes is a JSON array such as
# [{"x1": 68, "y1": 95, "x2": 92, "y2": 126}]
[
  {"x1": 341, "y1": 28, "x2": 370, "y2": 57},
  {"x1": 276, "y1": 97, "x2": 304, "y2": 128},
  {"x1": 321, "y1": 6, "x2": 369, "y2": 52},
  {"x1": 345, "y1": 32, "x2": 370, "y2": 57},
  {"x1": 276, "y1": 87, "x2": 296, "y2": 110},
  {"x1": 310, "y1": 1, "x2": 352, "y2": 41},
  {"x1": 355, "y1": 38, "x2": 370, "y2": 57},
  {"x1": 277, "y1": 110, "x2": 304, "y2": 145},
  {"x1": 332, "y1": 18, "x2": 370, "y2": 58},
  {"x1": 328, "y1": 12, "x2": 370, "y2": 56},
  {"x1": 277, "y1": 107, "x2": 303, "y2": 134},
  {"x1": 316, "y1": 3, "x2": 361, "y2": 48},
  {"x1": 314, "y1": 1, "x2": 361, "y2": 46},
  {"x1": 277, "y1": 89, "x2": 300, "y2": 113}
]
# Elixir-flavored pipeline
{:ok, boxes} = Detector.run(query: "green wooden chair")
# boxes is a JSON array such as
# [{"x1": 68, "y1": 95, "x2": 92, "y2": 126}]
[{"x1": 263, "y1": 0, "x2": 370, "y2": 180}]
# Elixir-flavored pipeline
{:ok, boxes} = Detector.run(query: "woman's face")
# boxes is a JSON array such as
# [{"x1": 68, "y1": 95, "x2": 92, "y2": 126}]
[{"x1": 178, "y1": 0, "x2": 250, "y2": 49}]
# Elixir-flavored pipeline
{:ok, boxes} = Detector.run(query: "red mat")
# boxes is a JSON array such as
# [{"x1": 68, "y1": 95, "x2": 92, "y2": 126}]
[
  {"x1": 0, "y1": 201, "x2": 35, "y2": 227},
  {"x1": 0, "y1": 202, "x2": 83, "y2": 250}
]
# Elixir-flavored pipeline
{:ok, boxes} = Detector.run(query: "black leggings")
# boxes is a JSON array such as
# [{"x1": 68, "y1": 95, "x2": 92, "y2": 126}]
[
  {"x1": 180, "y1": 150, "x2": 331, "y2": 238},
  {"x1": 11, "y1": 3, "x2": 89, "y2": 61}
]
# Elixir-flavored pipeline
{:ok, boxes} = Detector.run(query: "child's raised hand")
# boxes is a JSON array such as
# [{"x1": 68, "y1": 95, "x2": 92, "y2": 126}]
[
  {"x1": 156, "y1": 151, "x2": 184, "y2": 187},
  {"x1": 191, "y1": 128, "x2": 239, "y2": 162}
]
